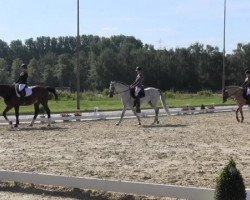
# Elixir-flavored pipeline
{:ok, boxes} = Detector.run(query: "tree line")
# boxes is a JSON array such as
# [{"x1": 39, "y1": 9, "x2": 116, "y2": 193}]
[{"x1": 0, "y1": 35, "x2": 249, "y2": 92}]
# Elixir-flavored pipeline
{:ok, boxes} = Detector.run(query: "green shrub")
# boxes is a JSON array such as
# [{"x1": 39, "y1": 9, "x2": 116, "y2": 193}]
[
  {"x1": 197, "y1": 90, "x2": 213, "y2": 97},
  {"x1": 215, "y1": 158, "x2": 246, "y2": 200},
  {"x1": 166, "y1": 90, "x2": 176, "y2": 99}
]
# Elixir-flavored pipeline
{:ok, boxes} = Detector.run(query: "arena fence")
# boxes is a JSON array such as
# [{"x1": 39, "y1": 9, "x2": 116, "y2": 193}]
[
  {"x1": 1, "y1": 170, "x2": 249, "y2": 200},
  {"x1": 0, "y1": 106, "x2": 249, "y2": 124},
  {"x1": 0, "y1": 170, "x2": 249, "y2": 200}
]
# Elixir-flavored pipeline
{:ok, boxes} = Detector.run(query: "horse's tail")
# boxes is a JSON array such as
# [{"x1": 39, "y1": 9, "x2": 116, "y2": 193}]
[
  {"x1": 159, "y1": 90, "x2": 170, "y2": 115},
  {"x1": 46, "y1": 86, "x2": 58, "y2": 100}
]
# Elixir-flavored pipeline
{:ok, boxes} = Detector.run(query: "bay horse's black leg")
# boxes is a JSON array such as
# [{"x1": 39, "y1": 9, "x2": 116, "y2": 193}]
[
  {"x1": 29, "y1": 103, "x2": 40, "y2": 127},
  {"x1": 42, "y1": 103, "x2": 51, "y2": 126},
  {"x1": 3, "y1": 105, "x2": 13, "y2": 126},
  {"x1": 14, "y1": 106, "x2": 20, "y2": 127}
]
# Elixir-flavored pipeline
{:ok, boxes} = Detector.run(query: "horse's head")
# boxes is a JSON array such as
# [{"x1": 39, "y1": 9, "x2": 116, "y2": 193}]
[
  {"x1": 222, "y1": 87, "x2": 229, "y2": 103},
  {"x1": 109, "y1": 81, "x2": 115, "y2": 98}
]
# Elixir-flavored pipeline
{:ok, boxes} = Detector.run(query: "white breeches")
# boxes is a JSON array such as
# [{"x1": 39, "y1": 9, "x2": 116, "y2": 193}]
[
  {"x1": 247, "y1": 87, "x2": 250, "y2": 95},
  {"x1": 18, "y1": 84, "x2": 26, "y2": 91},
  {"x1": 135, "y1": 86, "x2": 141, "y2": 96}
]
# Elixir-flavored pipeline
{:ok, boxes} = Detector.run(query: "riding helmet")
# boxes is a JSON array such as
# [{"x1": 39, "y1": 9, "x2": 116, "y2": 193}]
[
  {"x1": 135, "y1": 66, "x2": 142, "y2": 71},
  {"x1": 20, "y1": 64, "x2": 27, "y2": 69},
  {"x1": 245, "y1": 70, "x2": 250, "y2": 74}
]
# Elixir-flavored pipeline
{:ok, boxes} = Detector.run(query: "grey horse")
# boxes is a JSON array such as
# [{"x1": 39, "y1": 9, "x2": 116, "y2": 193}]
[{"x1": 109, "y1": 81, "x2": 170, "y2": 125}]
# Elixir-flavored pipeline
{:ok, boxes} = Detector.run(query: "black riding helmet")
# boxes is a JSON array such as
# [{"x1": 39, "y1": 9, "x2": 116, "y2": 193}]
[
  {"x1": 245, "y1": 70, "x2": 250, "y2": 74},
  {"x1": 20, "y1": 64, "x2": 27, "y2": 69},
  {"x1": 135, "y1": 66, "x2": 142, "y2": 71}
]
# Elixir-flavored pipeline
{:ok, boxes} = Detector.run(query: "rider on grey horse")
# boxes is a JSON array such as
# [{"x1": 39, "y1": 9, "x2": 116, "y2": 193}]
[
  {"x1": 15, "y1": 64, "x2": 28, "y2": 103},
  {"x1": 130, "y1": 66, "x2": 144, "y2": 113},
  {"x1": 242, "y1": 70, "x2": 250, "y2": 104}
]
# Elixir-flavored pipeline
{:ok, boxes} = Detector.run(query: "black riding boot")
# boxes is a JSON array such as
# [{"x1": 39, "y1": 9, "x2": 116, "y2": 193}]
[
  {"x1": 247, "y1": 95, "x2": 250, "y2": 105},
  {"x1": 19, "y1": 90, "x2": 26, "y2": 105},
  {"x1": 135, "y1": 97, "x2": 141, "y2": 113}
]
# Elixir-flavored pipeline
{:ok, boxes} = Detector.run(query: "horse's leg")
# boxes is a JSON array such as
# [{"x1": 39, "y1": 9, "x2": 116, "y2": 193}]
[
  {"x1": 131, "y1": 107, "x2": 141, "y2": 125},
  {"x1": 239, "y1": 106, "x2": 244, "y2": 123},
  {"x1": 116, "y1": 106, "x2": 127, "y2": 126},
  {"x1": 14, "y1": 106, "x2": 20, "y2": 128},
  {"x1": 149, "y1": 101, "x2": 159, "y2": 125},
  {"x1": 3, "y1": 105, "x2": 13, "y2": 127},
  {"x1": 42, "y1": 103, "x2": 51, "y2": 127},
  {"x1": 236, "y1": 107, "x2": 240, "y2": 122},
  {"x1": 30, "y1": 103, "x2": 39, "y2": 127}
]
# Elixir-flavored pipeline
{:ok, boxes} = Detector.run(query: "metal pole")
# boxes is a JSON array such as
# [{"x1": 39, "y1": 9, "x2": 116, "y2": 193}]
[
  {"x1": 222, "y1": 0, "x2": 226, "y2": 89},
  {"x1": 76, "y1": 0, "x2": 80, "y2": 110}
]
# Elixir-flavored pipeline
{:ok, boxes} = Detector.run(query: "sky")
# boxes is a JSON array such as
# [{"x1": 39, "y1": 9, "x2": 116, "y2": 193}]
[{"x1": 0, "y1": 0, "x2": 250, "y2": 53}]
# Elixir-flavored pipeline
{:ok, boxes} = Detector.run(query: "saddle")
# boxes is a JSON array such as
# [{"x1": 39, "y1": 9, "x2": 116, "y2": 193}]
[
  {"x1": 130, "y1": 87, "x2": 145, "y2": 98},
  {"x1": 14, "y1": 84, "x2": 33, "y2": 97}
]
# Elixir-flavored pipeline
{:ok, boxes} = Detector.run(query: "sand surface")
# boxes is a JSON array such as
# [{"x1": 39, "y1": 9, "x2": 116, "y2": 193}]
[{"x1": 0, "y1": 111, "x2": 249, "y2": 199}]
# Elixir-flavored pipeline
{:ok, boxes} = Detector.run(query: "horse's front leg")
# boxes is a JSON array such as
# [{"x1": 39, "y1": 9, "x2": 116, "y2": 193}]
[
  {"x1": 116, "y1": 106, "x2": 127, "y2": 126},
  {"x1": 239, "y1": 106, "x2": 244, "y2": 123},
  {"x1": 14, "y1": 106, "x2": 20, "y2": 127},
  {"x1": 149, "y1": 102, "x2": 159, "y2": 125},
  {"x1": 3, "y1": 105, "x2": 13, "y2": 127},
  {"x1": 30, "y1": 103, "x2": 39, "y2": 127},
  {"x1": 131, "y1": 107, "x2": 141, "y2": 125},
  {"x1": 236, "y1": 108, "x2": 240, "y2": 122}
]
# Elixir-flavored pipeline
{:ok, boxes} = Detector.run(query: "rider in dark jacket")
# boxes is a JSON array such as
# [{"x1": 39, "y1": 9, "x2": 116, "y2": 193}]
[
  {"x1": 16, "y1": 64, "x2": 28, "y2": 101},
  {"x1": 130, "y1": 66, "x2": 144, "y2": 113},
  {"x1": 242, "y1": 70, "x2": 250, "y2": 104}
]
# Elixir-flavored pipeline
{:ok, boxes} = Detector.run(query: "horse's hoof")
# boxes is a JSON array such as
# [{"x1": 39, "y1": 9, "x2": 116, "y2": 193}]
[
  {"x1": 115, "y1": 123, "x2": 120, "y2": 126},
  {"x1": 157, "y1": 121, "x2": 159, "y2": 124},
  {"x1": 138, "y1": 123, "x2": 141, "y2": 126},
  {"x1": 29, "y1": 124, "x2": 33, "y2": 127},
  {"x1": 14, "y1": 124, "x2": 18, "y2": 128},
  {"x1": 9, "y1": 121, "x2": 13, "y2": 125}
]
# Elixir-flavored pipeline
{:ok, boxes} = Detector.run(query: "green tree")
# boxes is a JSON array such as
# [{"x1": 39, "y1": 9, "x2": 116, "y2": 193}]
[
  {"x1": 28, "y1": 58, "x2": 43, "y2": 85},
  {"x1": 0, "y1": 58, "x2": 10, "y2": 84},
  {"x1": 11, "y1": 58, "x2": 23, "y2": 83},
  {"x1": 215, "y1": 159, "x2": 246, "y2": 200}
]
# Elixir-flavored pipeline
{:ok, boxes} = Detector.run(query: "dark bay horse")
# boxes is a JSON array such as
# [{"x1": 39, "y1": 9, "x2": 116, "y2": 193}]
[{"x1": 0, "y1": 84, "x2": 58, "y2": 127}]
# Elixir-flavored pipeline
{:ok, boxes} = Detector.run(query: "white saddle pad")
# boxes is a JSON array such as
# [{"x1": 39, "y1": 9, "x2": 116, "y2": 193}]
[
  {"x1": 247, "y1": 87, "x2": 250, "y2": 95},
  {"x1": 25, "y1": 87, "x2": 33, "y2": 97}
]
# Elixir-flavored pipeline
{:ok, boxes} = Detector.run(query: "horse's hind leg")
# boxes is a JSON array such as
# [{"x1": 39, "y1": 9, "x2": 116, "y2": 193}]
[
  {"x1": 3, "y1": 105, "x2": 13, "y2": 127},
  {"x1": 30, "y1": 103, "x2": 40, "y2": 127}
]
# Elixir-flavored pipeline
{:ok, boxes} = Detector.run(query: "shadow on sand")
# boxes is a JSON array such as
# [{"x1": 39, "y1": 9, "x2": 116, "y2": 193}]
[
  {"x1": 142, "y1": 124, "x2": 188, "y2": 128},
  {"x1": 0, "y1": 182, "x2": 135, "y2": 200},
  {"x1": 7, "y1": 126, "x2": 69, "y2": 132}
]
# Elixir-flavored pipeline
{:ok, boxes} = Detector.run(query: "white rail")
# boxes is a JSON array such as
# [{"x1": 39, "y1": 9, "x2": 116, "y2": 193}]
[
  {"x1": 0, "y1": 170, "x2": 249, "y2": 200},
  {"x1": 0, "y1": 106, "x2": 249, "y2": 124}
]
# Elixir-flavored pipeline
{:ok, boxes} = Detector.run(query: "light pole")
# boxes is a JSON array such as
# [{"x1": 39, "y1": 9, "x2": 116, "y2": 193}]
[
  {"x1": 76, "y1": 0, "x2": 80, "y2": 110},
  {"x1": 222, "y1": 0, "x2": 226, "y2": 89}
]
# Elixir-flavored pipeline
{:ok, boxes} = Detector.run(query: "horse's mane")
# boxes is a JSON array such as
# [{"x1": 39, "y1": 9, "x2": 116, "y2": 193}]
[
  {"x1": 114, "y1": 81, "x2": 129, "y2": 87},
  {"x1": 225, "y1": 85, "x2": 242, "y2": 89}
]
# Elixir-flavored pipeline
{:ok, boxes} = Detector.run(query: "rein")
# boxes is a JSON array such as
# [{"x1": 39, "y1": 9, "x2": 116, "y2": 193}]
[
  {"x1": 115, "y1": 88, "x2": 130, "y2": 94},
  {"x1": 113, "y1": 81, "x2": 131, "y2": 95}
]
